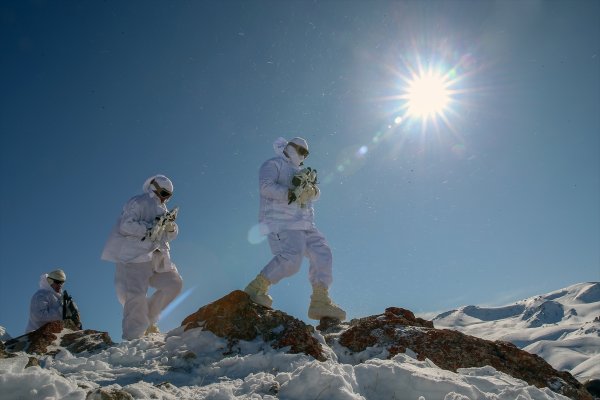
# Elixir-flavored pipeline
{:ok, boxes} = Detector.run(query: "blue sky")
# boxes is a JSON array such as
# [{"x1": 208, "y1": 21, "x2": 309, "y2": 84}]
[{"x1": 1, "y1": 0, "x2": 598, "y2": 341}]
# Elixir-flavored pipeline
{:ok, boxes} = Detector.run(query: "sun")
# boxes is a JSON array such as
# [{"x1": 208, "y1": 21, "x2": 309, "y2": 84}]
[{"x1": 404, "y1": 70, "x2": 451, "y2": 119}]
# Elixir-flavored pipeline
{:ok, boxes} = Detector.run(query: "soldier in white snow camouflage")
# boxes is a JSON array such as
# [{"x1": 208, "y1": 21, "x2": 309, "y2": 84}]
[
  {"x1": 244, "y1": 137, "x2": 346, "y2": 321},
  {"x1": 101, "y1": 175, "x2": 183, "y2": 340},
  {"x1": 26, "y1": 269, "x2": 68, "y2": 333}
]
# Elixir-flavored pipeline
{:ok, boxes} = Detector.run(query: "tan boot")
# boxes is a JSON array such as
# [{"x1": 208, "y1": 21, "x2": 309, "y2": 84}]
[
  {"x1": 244, "y1": 274, "x2": 273, "y2": 307},
  {"x1": 145, "y1": 324, "x2": 160, "y2": 335},
  {"x1": 308, "y1": 285, "x2": 346, "y2": 321}
]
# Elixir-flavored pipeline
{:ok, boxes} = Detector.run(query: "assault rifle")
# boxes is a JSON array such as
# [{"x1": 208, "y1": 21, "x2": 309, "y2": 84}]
[
  {"x1": 62, "y1": 290, "x2": 82, "y2": 330},
  {"x1": 142, "y1": 206, "x2": 179, "y2": 242}
]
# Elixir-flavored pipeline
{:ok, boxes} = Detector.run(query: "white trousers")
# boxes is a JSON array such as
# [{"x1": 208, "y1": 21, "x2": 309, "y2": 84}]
[
  {"x1": 115, "y1": 253, "x2": 183, "y2": 340},
  {"x1": 261, "y1": 228, "x2": 333, "y2": 287}
]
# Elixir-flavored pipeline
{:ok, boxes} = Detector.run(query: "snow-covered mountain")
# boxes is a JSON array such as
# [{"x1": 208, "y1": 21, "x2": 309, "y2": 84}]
[
  {"x1": 0, "y1": 284, "x2": 598, "y2": 400},
  {"x1": 433, "y1": 282, "x2": 600, "y2": 383}
]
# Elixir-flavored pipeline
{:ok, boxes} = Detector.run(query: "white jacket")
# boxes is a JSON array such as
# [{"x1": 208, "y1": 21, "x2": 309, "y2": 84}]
[
  {"x1": 26, "y1": 275, "x2": 63, "y2": 333},
  {"x1": 258, "y1": 140, "x2": 320, "y2": 234},
  {"x1": 101, "y1": 189, "x2": 178, "y2": 267}
]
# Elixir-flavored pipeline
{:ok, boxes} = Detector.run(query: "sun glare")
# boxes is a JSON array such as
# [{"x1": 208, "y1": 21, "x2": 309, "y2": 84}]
[{"x1": 405, "y1": 71, "x2": 450, "y2": 119}]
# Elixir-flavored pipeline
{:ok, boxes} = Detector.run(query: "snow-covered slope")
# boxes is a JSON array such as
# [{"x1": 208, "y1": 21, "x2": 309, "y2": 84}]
[
  {"x1": 0, "y1": 325, "x2": 577, "y2": 400},
  {"x1": 433, "y1": 282, "x2": 600, "y2": 382},
  {"x1": 1, "y1": 283, "x2": 597, "y2": 399}
]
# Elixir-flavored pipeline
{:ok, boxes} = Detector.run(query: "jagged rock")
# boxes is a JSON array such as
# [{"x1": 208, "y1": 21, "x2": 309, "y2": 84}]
[
  {"x1": 4, "y1": 320, "x2": 64, "y2": 354},
  {"x1": 316, "y1": 316, "x2": 345, "y2": 333},
  {"x1": 0, "y1": 339, "x2": 16, "y2": 359},
  {"x1": 86, "y1": 387, "x2": 134, "y2": 400},
  {"x1": 3, "y1": 321, "x2": 113, "y2": 355},
  {"x1": 339, "y1": 307, "x2": 433, "y2": 349},
  {"x1": 25, "y1": 356, "x2": 40, "y2": 368},
  {"x1": 181, "y1": 290, "x2": 326, "y2": 361},
  {"x1": 61, "y1": 330, "x2": 114, "y2": 353},
  {"x1": 332, "y1": 307, "x2": 592, "y2": 400}
]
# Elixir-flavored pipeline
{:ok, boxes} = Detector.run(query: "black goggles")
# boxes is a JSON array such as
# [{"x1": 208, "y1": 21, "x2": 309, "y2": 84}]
[
  {"x1": 51, "y1": 279, "x2": 65, "y2": 285},
  {"x1": 288, "y1": 142, "x2": 309, "y2": 158},
  {"x1": 151, "y1": 180, "x2": 172, "y2": 199}
]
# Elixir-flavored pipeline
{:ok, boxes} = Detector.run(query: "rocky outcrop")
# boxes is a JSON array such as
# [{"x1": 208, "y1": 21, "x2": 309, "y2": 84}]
[
  {"x1": 328, "y1": 307, "x2": 591, "y2": 400},
  {"x1": 0, "y1": 337, "x2": 16, "y2": 359},
  {"x1": 86, "y1": 387, "x2": 134, "y2": 400},
  {"x1": 181, "y1": 290, "x2": 326, "y2": 361},
  {"x1": 2, "y1": 294, "x2": 592, "y2": 399},
  {"x1": 3, "y1": 320, "x2": 114, "y2": 355}
]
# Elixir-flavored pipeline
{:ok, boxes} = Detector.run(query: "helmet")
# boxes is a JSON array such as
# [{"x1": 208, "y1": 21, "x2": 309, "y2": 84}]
[
  {"x1": 287, "y1": 137, "x2": 309, "y2": 158},
  {"x1": 143, "y1": 175, "x2": 174, "y2": 196},
  {"x1": 289, "y1": 137, "x2": 309, "y2": 152},
  {"x1": 47, "y1": 269, "x2": 66, "y2": 284},
  {"x1": 152, "y1": 175, "x2": 173, "y2": 193}
]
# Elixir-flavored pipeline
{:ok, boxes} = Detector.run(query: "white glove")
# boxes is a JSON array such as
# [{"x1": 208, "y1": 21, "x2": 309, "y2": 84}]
[{"x1": 165, "y1": 220, "x2": 177, "y2": 233}]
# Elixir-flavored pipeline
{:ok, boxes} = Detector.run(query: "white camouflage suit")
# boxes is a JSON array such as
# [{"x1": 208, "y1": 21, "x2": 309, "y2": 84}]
[
  {"x1": 258, "y1": 138, "x2": 333, "y2": 287},
  {"x1": 101, "y1": 175, "x2": 183, "y2": 340},
  {"x1": 25, "y1": 274, "x2": 63, "y2": 333}
]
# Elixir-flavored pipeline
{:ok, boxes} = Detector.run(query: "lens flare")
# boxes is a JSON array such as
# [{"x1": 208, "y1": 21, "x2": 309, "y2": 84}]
[
  {"x1": 159, "y1": 286, "x2": 196, "y2": 321},
  {"x1": 247, "y1": 223, "x2": 267, "y2": 244},
  {"x1": 405, "y1": 70, "x2": 450, "y2": 119}
]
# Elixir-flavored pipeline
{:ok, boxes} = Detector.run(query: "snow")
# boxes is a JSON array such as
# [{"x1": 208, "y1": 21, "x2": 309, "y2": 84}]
[
  {"x1": 0, "y1": 356, "x2": 86, "y2": 400},
  {"x1": 0, "y1": 326, "x2": 11, "y2": 341},
  {"x1": 433, "y1": 282, "x2": 600, "y2": 382},
  {"x1": 2, "y1": 282, "x2": 597, "y2": 399},
  {"x1": 0, "y1": 324, "x2": 575, "y2": 400}
]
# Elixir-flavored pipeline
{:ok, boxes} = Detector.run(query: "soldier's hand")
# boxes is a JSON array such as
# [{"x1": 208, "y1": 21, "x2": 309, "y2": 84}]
[{"x1": 165, "y1": 221, "x2": 177, "y2": 233}]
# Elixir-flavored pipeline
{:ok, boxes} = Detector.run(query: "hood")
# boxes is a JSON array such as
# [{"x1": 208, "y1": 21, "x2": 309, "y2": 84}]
[
  {"x1": 273, "y1": 137, "x2": 288, "y2": 157},
  {"x1": 38, "y1": 273, "x2": 61, "y2": 294},
  {"x1": 273, "y1": 137, "x2": 305, "y2": 167}
]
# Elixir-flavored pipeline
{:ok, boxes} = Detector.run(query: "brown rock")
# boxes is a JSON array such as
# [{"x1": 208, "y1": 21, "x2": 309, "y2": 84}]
[
  {"x1": 4, "y1": 321, "x2": 113, "y2": 355},
  {"x1": 25, "y1": 357, "x2": 40, "y2": 368},
  {"x1": 0, "y1": 339, "x2": 17, "y2": 359},
  {"x1": 181, "y1": 290, "x2": 326, "y2": 361},
  {"x1": 86, "y1": 387, "x2": 134, "y2": 400},
  {"x1": 4, "y1": 320, "x2": 64, "y2": 354},
  {"x1": 61, "y1": 330, "x2": 114, "y2": 353},
  {"x1": 334, "y1": 307, "x2": 592, "y2": 400}
]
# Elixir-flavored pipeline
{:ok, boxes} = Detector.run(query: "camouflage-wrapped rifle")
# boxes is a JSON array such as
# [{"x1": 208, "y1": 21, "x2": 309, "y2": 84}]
[
  {"x1": 62, "y1": 290, "x2": 82, "y2": 330},
  {"x1": 142, "y1": 206, "x2": 179, "y2": 242}
]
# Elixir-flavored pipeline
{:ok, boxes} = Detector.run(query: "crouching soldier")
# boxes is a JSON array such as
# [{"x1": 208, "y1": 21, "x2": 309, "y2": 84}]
[{"x1": 26, "y1": 269, "x2": 81, "y2": 333}]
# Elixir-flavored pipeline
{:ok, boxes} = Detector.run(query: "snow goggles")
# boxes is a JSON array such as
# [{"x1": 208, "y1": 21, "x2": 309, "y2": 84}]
[
  {"x1": 51, "y1": 279, "x2": 65, "y2": 285},
  {"x1": 151, "y1": 180, "x2": 172, "y2": 199},
  {"x1": 288, "y1": 142, "x2": 309, "y2": 158}
]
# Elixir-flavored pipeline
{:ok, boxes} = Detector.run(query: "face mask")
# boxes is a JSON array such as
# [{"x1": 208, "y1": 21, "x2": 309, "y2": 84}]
[{"x1": 285, "y1": 145, "x2": 305, "y2": 167}]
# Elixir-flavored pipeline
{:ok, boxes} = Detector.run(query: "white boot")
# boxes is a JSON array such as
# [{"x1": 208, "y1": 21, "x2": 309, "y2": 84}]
[
  {"x1": 308, "y1": 285, "x2": 346, "y2": 321},
  {"x1": 244, "y1": 274, "x2": 273, "y2": 308}
]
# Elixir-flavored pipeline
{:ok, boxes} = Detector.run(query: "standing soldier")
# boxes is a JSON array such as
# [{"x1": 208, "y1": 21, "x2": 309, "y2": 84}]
[
  {"x1": 102, "y1": 175, "x2": 183, "y2": 340},
  {"x1": 244, "y1": 137, "x2": 346, "y2": 321}
]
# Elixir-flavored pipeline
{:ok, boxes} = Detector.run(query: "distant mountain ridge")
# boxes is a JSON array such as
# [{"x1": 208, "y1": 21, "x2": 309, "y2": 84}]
[{"x1": 433, "y1": 282, "x2": 600, "y2": 382}]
